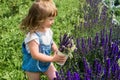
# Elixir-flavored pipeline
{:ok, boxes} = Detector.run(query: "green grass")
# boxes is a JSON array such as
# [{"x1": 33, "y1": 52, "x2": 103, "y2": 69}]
[
  {"x1": 0, "y1": 0, "x2": 80, "y2": 80},
  {"x1": 1, "y1": 0, "x2": 120, "y2": 79}
]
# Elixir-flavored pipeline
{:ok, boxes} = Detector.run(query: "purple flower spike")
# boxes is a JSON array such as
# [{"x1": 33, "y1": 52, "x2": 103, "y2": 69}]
[
  {"x1": 81, "y1": 38, "x2": 87, "y2": 54},
  {"x1": 66, "y1": 70, "x2": 71, "y2": 80},
  {"x1": 105, "y1": 58, "x2": 111, "y2": 79},
  {"x1": 74, "y1": 72, "x2": 80, "y2": 80},
  {"x1": 105, "y1": 34, "x2": 108, "y2": 47},
  {"x1": 103, "y1": 48, "x2": 108, "y2": 62},
  {"x1": 84, "y1": 74, "x2": 91, "y2": 80},
  {"x1": 97, "y1": 63, "x2": 103, "y2": 77},
  {"x1": 109, "y1": 28, "x2": 112, "y2": 43},
  {"x1": 95, "y1": 33, "x2": 99, "y2": 47},
  {"x1": 55, "y1": 71, "x2": 61, "y2": 80}
]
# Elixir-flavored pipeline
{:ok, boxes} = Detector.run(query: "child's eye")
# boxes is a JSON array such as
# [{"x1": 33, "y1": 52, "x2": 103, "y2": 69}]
[
  {"x1": 50, "y1": 19, "x2": 53, "y2": 20},
  {"x1": 48, "y1": 17, "x2": 54, "y2": 20},
  {"x1": 49, "y1": 18, "x2": 54, "y2": 21}
]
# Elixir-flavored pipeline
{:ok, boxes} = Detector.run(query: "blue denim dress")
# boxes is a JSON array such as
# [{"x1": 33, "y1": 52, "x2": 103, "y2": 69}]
[{"x1": 22, "y1": 32, "x2": 52, "y2": 72}]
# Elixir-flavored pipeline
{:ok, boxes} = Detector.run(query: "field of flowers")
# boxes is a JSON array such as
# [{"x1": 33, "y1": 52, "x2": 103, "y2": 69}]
[
  {"x1": 0, "y1": 0, "x2": 120, "y2": 80},
  {"x1": 54, "y1": 0, "x2": 120, "y2": 80}
]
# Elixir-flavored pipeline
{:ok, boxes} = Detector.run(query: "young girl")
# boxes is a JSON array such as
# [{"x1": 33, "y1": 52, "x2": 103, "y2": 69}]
[{"x1": 20, "y1": 0, "x2": 66, "y2": 80}]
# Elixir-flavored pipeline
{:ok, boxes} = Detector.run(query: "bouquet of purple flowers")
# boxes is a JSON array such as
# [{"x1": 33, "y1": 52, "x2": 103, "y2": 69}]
[{"x1": 56, "y1": 34, "x2": 76, "y2": 65}]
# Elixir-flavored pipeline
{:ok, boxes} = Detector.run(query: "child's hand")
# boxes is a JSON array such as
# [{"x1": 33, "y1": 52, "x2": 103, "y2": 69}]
[{"x1": 52, "y1": 51, "x2": 66, "y2": 62}]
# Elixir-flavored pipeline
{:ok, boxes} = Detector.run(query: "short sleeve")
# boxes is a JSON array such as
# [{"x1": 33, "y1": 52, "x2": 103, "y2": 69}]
[
  {"x1": 25, "y1": 32, "x2": 39, "y2": 44},
  {"x1": 24, "y1": 32, "x2": 39, "y2": 53}
]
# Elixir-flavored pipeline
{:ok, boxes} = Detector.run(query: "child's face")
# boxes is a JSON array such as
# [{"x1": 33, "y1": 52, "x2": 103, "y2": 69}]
[{"x1": 42, "y1": 17, "x2": 55, "y2": 28}]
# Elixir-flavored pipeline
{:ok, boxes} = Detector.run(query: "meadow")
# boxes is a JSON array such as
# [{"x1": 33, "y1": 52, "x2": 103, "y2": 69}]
[{"x1": 0, "y1": 0, "x2": 120, "y2": 80}]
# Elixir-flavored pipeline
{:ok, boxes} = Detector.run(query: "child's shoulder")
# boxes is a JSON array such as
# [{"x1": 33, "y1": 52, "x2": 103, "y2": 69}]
[
  {"x1": 26, "y1": 32, "x2": 38, "y2": 38},
  {"x1": 25, "y1": 32, "x2": 39, "y2": 43}
]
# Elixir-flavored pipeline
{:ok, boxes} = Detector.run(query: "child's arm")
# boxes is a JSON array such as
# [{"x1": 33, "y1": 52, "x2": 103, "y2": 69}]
[
  {"x1": 51, "y1": 42, "x2": 59, "y2": 53},
  {"x1": 28, "y1": 40, "x2": 65, "y2": 62}
]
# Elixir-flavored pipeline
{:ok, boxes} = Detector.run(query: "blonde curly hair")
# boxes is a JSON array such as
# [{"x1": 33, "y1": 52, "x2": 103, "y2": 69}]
[{"x1": 20, "y1": 0, "x2": 57, "y2": 33}]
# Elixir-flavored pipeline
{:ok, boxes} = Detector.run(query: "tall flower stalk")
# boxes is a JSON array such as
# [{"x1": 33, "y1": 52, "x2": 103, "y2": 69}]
[{"x1": 56, "y1": 28, "x2": 120, "y2": 80}]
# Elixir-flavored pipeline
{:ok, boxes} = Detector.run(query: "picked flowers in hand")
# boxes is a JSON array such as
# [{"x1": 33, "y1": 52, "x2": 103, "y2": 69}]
[{"x1": 56, "y1": 34, "x2": 76, "y2": 65}]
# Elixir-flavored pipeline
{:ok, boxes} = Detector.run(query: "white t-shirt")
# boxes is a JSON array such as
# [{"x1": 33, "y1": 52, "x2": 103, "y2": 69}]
[{"x1": 24, "y1": 28, "x2": 53, "y2": 53}]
